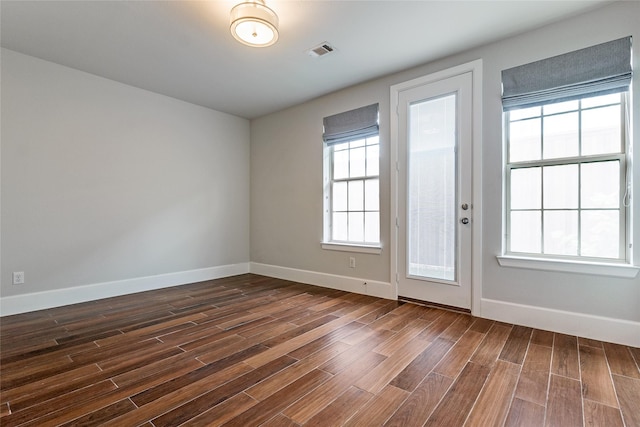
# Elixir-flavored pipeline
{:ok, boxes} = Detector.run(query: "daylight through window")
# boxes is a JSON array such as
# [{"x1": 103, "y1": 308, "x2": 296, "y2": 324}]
[
  {"x1": 506, "y1": 93, "x2": 629, "y2": 261},
  {"x1": 329, "y1": 136, "x2": 380, "y2": 244}
]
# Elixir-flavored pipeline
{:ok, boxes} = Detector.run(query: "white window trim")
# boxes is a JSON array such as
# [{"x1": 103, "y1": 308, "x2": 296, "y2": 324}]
[
  {"x1": 496, "y1": 255, "x2": 639, "y2": 278},
  {"x1": 321, "y1": 242, "x2": 382, "y2": 254}
]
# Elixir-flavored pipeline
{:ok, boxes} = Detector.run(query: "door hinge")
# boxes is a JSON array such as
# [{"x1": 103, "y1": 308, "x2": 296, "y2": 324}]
[{"x1": 395, "y1": 217, "x2": 399, "y2": 227}]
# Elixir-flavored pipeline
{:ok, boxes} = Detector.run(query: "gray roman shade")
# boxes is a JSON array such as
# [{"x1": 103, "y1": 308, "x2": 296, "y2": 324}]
[
  {"x1": 322, "y1": 103, "x2": 379, "y2": 145},
  {"x1": 502, "y1": 36, "x2": 632, "y2": 111}
]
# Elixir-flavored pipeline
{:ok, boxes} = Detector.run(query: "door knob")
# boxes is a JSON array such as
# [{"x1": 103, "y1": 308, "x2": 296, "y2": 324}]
[
  {"x1": 461, "y1": 217, "x2": 469, "y2": 224},
  {"x1": 461, "y1": 203, "x2": 469, "y2": 210}
]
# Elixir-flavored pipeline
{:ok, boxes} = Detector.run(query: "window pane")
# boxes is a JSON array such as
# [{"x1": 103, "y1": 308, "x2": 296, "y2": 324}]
[
  {"x1": 333, "y1": 149, "x2": 349, "y2": 179},
  {"x1": 364, "y1": 179, "x2": 379, "y2": 211},
  {"x1": 333, "y1": 141, "x2": 349, "y2": 151},
  {"x1": 543, "y1": 100, "x2": 578, "y2": 115},
  {"x1": 510, "y1": 106, "x2": 541, "y2": 121},
  {"x1": 581, "y1": 161, "x2": 620, "y2": 208},
  {"x1": 510, "y1": 211, "x2": 541, "y2": 253},
  {"x1": 582, "y1": 105, "x2": 621, "y2": 155},
  {"x1": 364, "y1": 212, "x2": 379, "y2": 243},
  {"x1": 581, "y1": 210, "x2": 619, "y2": 258},
  {"x1": 350, "y1": 147, "x2": 366, "y2": 177},
  {"x1": 511, "y1": 167, "x2": 541, "y2": 210},
  {"x1": 366, "y1": 144, "x2": 379, "y2": 176},
  {"x1": 332, "y1": 181, "x2": 347, "y2": 211},
  {"x1": 348, "y1": 180, "x2": 364, "y2": 211},
  {"x1": 543, "y1": 112, "x2": 579, "y2": 159},
  {"x1": 544, "y1": 164, "x2": 578, "y2": 209},
  {"x1": 332, "y1": 212, "x2": 347, "y2": 241},
  {"x1": 510, "y1": 118, "x2": 541, "y2": 162},
  {"x1": 581, "y1": 93, "x2": 620, "y2": 109},
  {"x1": 366, "y1": 135, "x2": 379, "y2": 145},
  {"x1": 348, "y1": 212, "x2": 364, "y2": 241},
  {"x1": 350, "y1": 139, "x2": 366, "y2": 149},
  {"x1": 544, "y1": 210, "x2": 578, "y2": 255}
]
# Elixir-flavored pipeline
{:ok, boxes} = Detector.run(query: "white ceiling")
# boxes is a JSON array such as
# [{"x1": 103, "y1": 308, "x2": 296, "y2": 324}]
[{"x1": 1, "y1": 0, "x2": 612, "y2": 119}]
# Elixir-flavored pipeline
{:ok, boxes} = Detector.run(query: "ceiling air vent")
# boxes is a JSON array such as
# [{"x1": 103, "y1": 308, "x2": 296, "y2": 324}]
[{"x1": 308, "y1": 42, "x2": 335, "y2": 58}]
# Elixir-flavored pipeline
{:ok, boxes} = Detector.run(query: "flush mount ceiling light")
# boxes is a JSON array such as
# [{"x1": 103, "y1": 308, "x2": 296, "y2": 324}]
[{"x1": 230, "y1": 0, "x2": 279, "y2": 47}]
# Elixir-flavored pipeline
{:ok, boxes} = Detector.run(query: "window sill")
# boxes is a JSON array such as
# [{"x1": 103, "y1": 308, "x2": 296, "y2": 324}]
[
  {"x1": 321, "y1": 242, "x2": 382, "y2": 254},
  {"x1": 496, "y1": 255, "x2": 639, "y2": 279}
]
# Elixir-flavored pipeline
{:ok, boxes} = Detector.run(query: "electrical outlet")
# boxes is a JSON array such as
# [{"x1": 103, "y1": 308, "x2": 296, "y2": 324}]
[
  {"x1": 13, "y1": 271, "x2": 25, "y2": 285},
  {"x1": 349, "y1": 257, "x2": 356, "y2": 268}
]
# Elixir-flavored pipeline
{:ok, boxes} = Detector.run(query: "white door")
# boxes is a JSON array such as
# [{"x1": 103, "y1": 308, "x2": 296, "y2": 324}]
[{"x1": 396, "y1": 72, "x2": 473, "y2": 309}]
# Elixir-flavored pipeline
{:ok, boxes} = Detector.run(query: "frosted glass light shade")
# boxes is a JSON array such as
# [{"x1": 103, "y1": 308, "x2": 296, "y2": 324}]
[{"x1": 230, "y1": 1, "x2": 279, "y2": 47}]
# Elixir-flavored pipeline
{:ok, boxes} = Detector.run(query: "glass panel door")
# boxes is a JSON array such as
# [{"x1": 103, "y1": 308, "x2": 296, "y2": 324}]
[{"x1": 394, "y1": 69, "x2": 474, "y2": 310}]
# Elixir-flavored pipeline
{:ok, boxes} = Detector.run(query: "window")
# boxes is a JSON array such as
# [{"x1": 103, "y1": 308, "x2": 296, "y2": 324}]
[
  {"x1": 322, "y1": 104, "x2": 380, "y2": 249},
  {"x1": 328, "y1": 136, "x2": 380, "y2": 244},
  {"x1": 501, "y1": 37, "x2": 633, "y2": 266},
  {"x1": 506, "y1": 93, "x2": 628, "y2": 261}
]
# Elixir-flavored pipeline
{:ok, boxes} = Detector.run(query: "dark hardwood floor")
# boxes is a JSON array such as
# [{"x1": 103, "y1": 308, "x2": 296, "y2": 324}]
[{"x1": 1, "y1": 274, "x2": 639, "y2": 426}]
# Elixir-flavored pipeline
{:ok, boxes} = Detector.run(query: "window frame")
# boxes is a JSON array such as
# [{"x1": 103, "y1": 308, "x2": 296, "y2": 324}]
[
  {"x1": 503, "y1": 92, "x2": 631, "y2": 265},
  {"x1": 322, "y1": 135, "x2": 382, "y2": 252}
]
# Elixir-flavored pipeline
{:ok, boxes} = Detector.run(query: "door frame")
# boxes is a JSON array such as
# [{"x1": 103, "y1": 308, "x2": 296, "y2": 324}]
[{"x1": 390, "y1": 59, "x2": 483, "y2": 316}]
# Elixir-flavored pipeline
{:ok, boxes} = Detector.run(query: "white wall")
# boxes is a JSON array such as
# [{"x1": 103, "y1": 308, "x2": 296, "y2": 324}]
[
  {"x1": 1, "y1": 49, "x2": 250, "y2": 313},
  {"x1": 250, "y1": 1, "x2": 640, "y2": 344}
]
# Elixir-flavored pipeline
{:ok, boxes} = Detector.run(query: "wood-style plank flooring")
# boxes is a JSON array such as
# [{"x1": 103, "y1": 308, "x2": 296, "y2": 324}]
[{"x1": 1, "y1": 274, "x2": 639, "y2": 426}]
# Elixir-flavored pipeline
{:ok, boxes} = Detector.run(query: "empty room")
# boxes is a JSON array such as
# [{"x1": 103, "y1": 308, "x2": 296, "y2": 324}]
[{"x1": 1, "y1": 1, "x2": 639, "y2": 426}]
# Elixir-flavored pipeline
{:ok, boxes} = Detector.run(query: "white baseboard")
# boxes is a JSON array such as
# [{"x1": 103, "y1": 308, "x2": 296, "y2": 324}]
[
  {"x1": 0, "y1": 263, "x2": 250, "y2": 317},
  {"x1": 481, "y1": 298, "x2": 640, "y2": 347},
  {"x1": 250, "y1": 262, "x2": 395, "y2": 300},
  {"x1": 5, "y1": 262, "x2": 635, "y2": 347},
  {"x1": 248, "y1": 264, "x2": 639, "y2": 346}
]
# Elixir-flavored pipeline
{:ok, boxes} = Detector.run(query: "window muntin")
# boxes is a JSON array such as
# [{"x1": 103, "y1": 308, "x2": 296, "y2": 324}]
[
  {"x1": 506, "y1": 93, "x2": 628, "y2": 262},
  {"x1": 328, "y1": 136, "x2": 380, "y2": 244}
]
